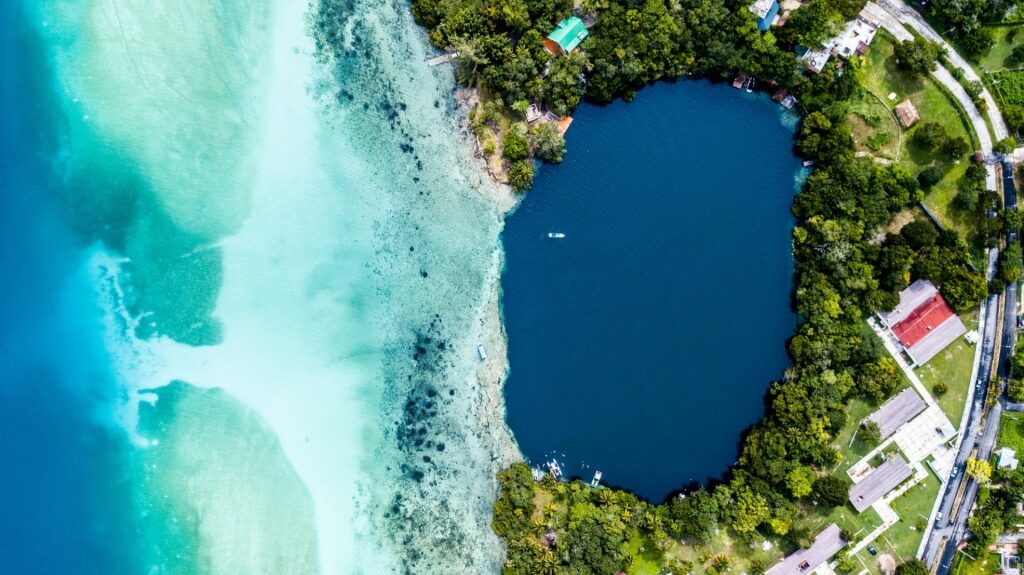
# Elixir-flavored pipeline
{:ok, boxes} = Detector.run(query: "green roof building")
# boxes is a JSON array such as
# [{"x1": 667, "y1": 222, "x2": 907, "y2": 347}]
[{"x1": 544, "y1": 16, "x2": 589, "y2": 56}]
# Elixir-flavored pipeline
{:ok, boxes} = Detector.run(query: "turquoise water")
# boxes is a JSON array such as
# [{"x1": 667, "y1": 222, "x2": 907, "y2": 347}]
[
  {"x1": 6, "y1": 0, "x2": 512, "y2": 572},
  {"x1": 502, "y1": 81, "x2": 801, "y2": 501}
]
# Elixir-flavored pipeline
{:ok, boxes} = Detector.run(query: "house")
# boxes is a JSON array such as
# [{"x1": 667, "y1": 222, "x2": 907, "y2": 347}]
[
  {"x1": 750, "y1": 0, "x2": 781, "y2": 31},
  {"x1": 733, "y1": 72, "x2": 749, "y2": 89},
  {"x1": 544, "y1": 17, "x2": 589, "y2": 57},
  {"x1": 877, "y1": 279, "x2": 967, "y2": 366},
  {"x1": 894, "y1": 100, "x2": 920, "y2": 128},
  {"x1": 867, "y1": 388, "x2": 926, "y2": 440},
  {"x1": 800, "y1": 12, "x2": 880, "y2": 73},
  {"x1": 849, "y1": 454, "x2": 913, "y2": 513},
  {"x1": 999, "y1": 448, "x2": 1020, "y2": 471},
  {"x1": 765, "y1": 524, "x2": 846, "y2": 575}
]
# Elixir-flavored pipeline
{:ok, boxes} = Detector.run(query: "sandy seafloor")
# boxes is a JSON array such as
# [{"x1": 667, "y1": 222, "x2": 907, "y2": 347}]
[{"x1": 21, "y1": 0, "x2": 522, "y2": 572}]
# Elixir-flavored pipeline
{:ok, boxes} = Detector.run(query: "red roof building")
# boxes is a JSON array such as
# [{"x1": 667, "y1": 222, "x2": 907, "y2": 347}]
[{"x1": 878, "y1": 280, "x2": 967, "y2": 366}]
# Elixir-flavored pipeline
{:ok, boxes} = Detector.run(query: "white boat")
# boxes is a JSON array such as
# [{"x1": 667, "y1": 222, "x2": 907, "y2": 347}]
[
  {"x1": 547, "y1": 232, "x2": 565, "y2": 238},
  {"x1": 547, "y1": 459, "x2": 562, "y2": 479},
  {"x1": 476, "y1": 344, "x2": 487, "y2": 361}
]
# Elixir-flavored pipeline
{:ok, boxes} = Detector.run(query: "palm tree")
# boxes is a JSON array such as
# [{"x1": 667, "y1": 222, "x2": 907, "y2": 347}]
[
  {"x1": 536, "y1": 551, "x2": 559, "y2": 575},
  {"x1": 451, "y1": 36, "x2": 488, "y2": 86}
]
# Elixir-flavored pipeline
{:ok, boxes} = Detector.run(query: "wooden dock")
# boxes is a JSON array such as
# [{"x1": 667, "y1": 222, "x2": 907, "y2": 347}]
[{"x1": 426, "y1": 52, "x2": 458, "y2": 66}]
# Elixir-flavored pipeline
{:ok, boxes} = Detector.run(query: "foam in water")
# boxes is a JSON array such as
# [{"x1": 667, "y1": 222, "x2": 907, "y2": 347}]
[{"x1": 32, "y1": 0, "x2": 517, "y2": 572}]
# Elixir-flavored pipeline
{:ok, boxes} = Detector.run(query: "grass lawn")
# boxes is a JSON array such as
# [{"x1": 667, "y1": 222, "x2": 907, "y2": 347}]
[
  {"x1": 951, "y1": 551, "x2": 1001, "y2": 575},
  {"x1": 886, "y1": 471, "x2": 942, "y2": 560},
  {"x1": 916, "y1": 310, "x2": 981, "y2": 428},
  {"x1": 849, "y1": 90, "x2": 902, "y2": 161},
  {"x1": 977, "y1": 26, "x2": 1024, "y2": 72},
  {"x1": 625, "y1": 536, "x2": 665, "y2": 575},
  {"x1": 998, "y1": 412, "x2": 1024, "y2": 453},
  {"x1": 860, "y1": 30, "x2": 979, "y2": 237}
]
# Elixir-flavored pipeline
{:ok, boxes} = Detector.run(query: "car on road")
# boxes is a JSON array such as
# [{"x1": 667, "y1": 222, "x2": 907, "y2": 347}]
[
  {"x1": 936, "y1": 512, "x2": 944, "y2": 525},
  {"x1": 951, "y1": 465, "x2": 959, "y2": 479},
  {"x1": 867, "y1": 545, "x2": 877, "y2": 556}
]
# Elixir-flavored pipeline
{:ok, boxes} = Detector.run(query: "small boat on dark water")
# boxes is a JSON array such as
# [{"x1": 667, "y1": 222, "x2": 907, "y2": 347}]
[{"x1": 547, "y1": 232, "x2": 565, "y2": 238}]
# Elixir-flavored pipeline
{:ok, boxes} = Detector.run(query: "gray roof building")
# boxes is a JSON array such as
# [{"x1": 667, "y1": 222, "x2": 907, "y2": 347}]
[
  {"x1": 765, "y1": 524, "x2": 846, "y2": 575},
  {"x1": 867, "y1": 388, "x2": 926, "y2": 439},
  {"x1": 849, "y1": 454, "x2": 913, "y2": 513}
]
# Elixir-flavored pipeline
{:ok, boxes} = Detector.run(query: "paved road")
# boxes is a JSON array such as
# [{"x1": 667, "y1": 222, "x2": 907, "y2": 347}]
[
  {"x1": 926, "y1": 165, "x2": 1019, "y2": 575},
  {"x1": 869, "y1": 0, "x2": 1005, "y2": 191},
  {"x1": 875, "y1": 0, "x2": 1009, "y2": 141}
]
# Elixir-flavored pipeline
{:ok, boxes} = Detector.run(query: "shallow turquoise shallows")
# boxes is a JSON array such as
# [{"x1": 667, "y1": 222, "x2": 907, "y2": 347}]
[{"x1": 502, "y1": 81, "x2": 801, "y2": 501}]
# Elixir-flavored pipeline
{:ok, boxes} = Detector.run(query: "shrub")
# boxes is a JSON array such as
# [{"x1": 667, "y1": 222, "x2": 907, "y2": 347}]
[
  {"x1": 933, "y1": 381, "x2": 948, "y2": 397},
  {"x1": 503, "y1": 122, "x2": 529, "y2": 161},
  {"x1": 918, "y1": 166, "x2": 944, "y2": 190},
  {"x1": 912, "y1": 122, "x2": 949, "y2": 150},
  {"x1": 901, "y1": 220, "x2": 940, "y2": 249},
  {"x1": 507, "y1": 159, "x2": 534, "y2": 191},
  {"x1": 530, "y1": 123, "x2": 566, "y2": 164},
  {"x1": 867, "y1": 132, "x2": 891, "y2": 151}
]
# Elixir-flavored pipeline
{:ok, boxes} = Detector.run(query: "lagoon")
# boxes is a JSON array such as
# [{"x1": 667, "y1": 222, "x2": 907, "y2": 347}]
[{"x1": 502, "y1": 81, "x2": 801, "y2": 501}]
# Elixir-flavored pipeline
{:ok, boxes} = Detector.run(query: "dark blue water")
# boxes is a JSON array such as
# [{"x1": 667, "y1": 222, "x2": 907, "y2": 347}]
[
  {"x1": 502, "y1": 81, "x2": 800, "y2": 501},
  {"x1": 0, "y1": 2, "x2": 143, "y2": 572}
]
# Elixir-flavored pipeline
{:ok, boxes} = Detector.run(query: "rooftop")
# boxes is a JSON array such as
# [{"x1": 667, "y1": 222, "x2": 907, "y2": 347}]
[
  {"x1": 765, "y1": 524, "x2": 846, "y2": 575},
  {"x1": 894, "y1": 99, "x2": 920, "y2": 128},
  {"x1": 867, "y1": 388, "x2": 926, "y2": 439},
  {"x1": 545, "y1": 17, "x2": 589, "y2": 55},
  {"x1": 879, "y1": 279, "x2": 966, "y2": 365},
  {"x1": 849, "y1": 454, "x2": 913, "y2": 513},
  {"x1": 999, "y1": 448, "x2": 1020, "y2": 471}
]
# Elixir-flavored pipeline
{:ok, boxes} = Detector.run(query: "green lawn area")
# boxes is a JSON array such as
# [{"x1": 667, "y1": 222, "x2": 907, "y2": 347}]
[
  {"x1": 886, "y1": 470, "x2": 942, "y2": 561},
  {"x1": 951, "y1": 551, "x2": 1001, "y2": 575},
  {"x1": 860, "y1": 30, "x2": 979, "y2": 237},
  {"x1": 916, "y1": 310, "x2": 980, "y2": 428},
  {"x1": 977, "y1": 26, "x2": 1024, "y2": 72},
  {"x1": 625, "y1": 536, "x2": 665, "y2": 575},
  {"x1": 849, "y1": 89, "x2": 902, "y2": 161},
  {"x1": 998, "y1": 412, "x2": 1024, "y2": 453}
]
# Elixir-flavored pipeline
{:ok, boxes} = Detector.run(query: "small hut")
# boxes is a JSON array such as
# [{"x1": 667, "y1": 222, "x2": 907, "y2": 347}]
[
  {"x1": 543, "y1": 17, "x2": 589, "y2": 57},
  {"x1": 894, "y1": 99, "x2": 919, "y2": 129}
]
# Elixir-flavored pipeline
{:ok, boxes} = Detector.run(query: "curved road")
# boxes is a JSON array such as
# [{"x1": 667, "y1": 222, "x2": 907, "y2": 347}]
[{"x1": 860, "y1": 3, "x2": 1018, "y2": 572}]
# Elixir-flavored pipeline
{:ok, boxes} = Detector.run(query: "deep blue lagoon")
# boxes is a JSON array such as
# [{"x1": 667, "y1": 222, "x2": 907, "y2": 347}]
[{"x1": 502, "y1": 80, "x2": 801, "y2": 501}]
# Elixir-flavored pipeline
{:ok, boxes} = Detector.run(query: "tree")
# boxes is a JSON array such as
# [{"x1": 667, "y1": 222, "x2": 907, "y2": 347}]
[
  {"x1": 1008, "y1": 378, "x2": 1024, "y2": 402},
  {"x1": 835, "y1": 554, "x2": 858, "y2": 574},
  {"x1": 912, "y1": 122, "x2": 949, "y2": 150},
  {"x1": 503, "y1": 122, "x2": 530, "y2": 161},
  {"x1": 530, "y1": 123, "x2": 565, "y2": 164},
  {"x1": 995, "y1": 137, "x2": 1017, "y2": 155},
  {"x1": 999, "y1": 242, "x2": 1023, "y2": 285},
  {"x1": 959, "y1": 26, "x2": 994, "y2": 57},
  {"x1": 893, "y1": 38, "x2": 942, "y2": 77},
  {"x1": 812, "y1": 474, "x2": 851, "y2": 507},
  {"x1": 1012, "y1": 45, "x2": 1024, "y2": 63},
  {"x1": 507, "y1": 159, "x2": 534, "y2": 191},
  {"x1": 786, "y1": 466, "x2": 816, "y2": 499},
  {"x1": 942, "y1": 136, "x2": 970, "y2": 159},
  {"x1": 857, "y1": 357, "x2": 901, "y2": 404},
  {"x1": 918, "y1": 166, "x2": 943, "y2": 191},
  {"x1": 668, "y1": 489, "x2": 720, "y2": 543},
  {"x1": 860, "y1": 420, "x2": 882, "y2": 446},
  {"x1": 933, "y1": 381, "x2": 948, "y2": 397},
  {"x1": 901, "y1": 220, "x2": 939, "y2": 250},
  {"x1": 896, "y1": 559, "x2": 930, "y2": 575},
  {"x1": 966, "y1": 457, "x2": 993, "y2": 484}
]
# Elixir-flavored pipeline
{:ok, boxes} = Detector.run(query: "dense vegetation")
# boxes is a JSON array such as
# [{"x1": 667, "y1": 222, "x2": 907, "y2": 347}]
[
  {"x1": 412, "y1": 0, "x2": 866, "y2": 189},
  {"x1": 443, "y1": 0, "x2": 997, "y2": 571},
  {"x1": 926, "y1": 0, "x2": 1012, "y2": 57}
]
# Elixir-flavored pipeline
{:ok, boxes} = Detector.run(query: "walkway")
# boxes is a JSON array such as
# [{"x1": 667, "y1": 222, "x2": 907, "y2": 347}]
[{"x1": 869, "y1": 318, "x2": 939, "y2": 412}]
